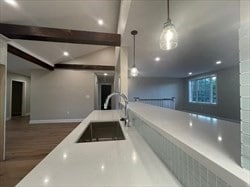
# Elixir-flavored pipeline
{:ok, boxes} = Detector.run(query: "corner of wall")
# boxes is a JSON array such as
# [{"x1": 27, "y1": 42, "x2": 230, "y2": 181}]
[{"x1": 239, "y1": 0, "x2": 250, "y2": 170}]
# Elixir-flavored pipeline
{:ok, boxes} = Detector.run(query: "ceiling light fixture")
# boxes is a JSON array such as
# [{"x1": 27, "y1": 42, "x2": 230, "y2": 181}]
[
  {"x1": 217, "y1": 136, "x2": 222, "y2": 142},
  {"x1": 4, "y1": 0, "x2": 18, "y2": 7},
  {"x1": 160, "y1": 0, "x2": 178, "y2": 50},
  {"x1": 104, "y1": 73, "x2": 108, "y2": 76},
  {"x1": 63, "y1": 51, "x2": 69, "y2": 56},
  {"x1": 216, "y1": 61, "x2": 222, "y2": 65},
  {"x1": 98, "y1": 19, "x2": 104, "y2": 26},
  {"x1": 130, "y1": 30, "x2": 139, "y2": 77},
  {"x1": 188, "y1": 72, "x2": 193, "y2": 75},
  {"x1": 155, "y1": 57, "x2": 160, "y2": 62}
]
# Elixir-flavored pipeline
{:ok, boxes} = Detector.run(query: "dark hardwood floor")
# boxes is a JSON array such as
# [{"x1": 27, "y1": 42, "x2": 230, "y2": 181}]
[{"x1": 0, "y1": 116, "x2": 78, "y2": 187}]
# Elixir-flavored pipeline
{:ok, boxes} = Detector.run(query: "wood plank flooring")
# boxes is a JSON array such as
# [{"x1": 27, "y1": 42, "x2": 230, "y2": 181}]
[{"x1": 0, "y1": 117, "x2": 78, "y2": 187}]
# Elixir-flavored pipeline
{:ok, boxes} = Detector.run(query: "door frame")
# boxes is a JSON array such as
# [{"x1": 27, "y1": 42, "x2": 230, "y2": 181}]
[
  {"x1": 99, "y1": 83, "x2": 113, "y2": 110},
  {"x1": 10, "y1": 79, "x2": 26, "y2": 118},
  {"x1": 0, "y1": 64, "x2": 6, "y2": 160}
]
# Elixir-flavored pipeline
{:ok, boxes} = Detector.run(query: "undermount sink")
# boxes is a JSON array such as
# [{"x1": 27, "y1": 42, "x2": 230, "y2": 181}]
[{"x1": 76, "y1": 121, "x2": 125, "y2": 143}]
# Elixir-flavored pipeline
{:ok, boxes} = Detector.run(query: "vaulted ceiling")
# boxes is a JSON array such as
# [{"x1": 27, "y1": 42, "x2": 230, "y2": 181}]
[
  {"x1": 123, "y1": 0, "x2": 240, "y2": 78},
  {"x1": 0, "y1": 0, "x2": 120, "y2": 64},
  {"x1": 1, "y1": 0, "x2": 241, "y2": 78}
]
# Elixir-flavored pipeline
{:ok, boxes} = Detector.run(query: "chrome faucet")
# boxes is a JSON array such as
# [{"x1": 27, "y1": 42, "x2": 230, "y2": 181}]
[{"x1": 104, "y1": 92, "x2": 129, "y2": 126}]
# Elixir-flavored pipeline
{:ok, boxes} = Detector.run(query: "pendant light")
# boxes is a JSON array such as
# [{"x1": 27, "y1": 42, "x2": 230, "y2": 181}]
[
  {"x1": 160, "y1": 0, "x2": 178, "y2": 50},
  {"x1": 130, "y1": 30, "x2": 139, "y2": 77}
]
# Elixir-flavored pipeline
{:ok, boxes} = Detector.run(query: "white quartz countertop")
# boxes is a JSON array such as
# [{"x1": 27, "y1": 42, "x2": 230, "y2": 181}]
[
  {"x1": 16, "y1": 110, "x2": 180, "y2": 187},
  {"x1": 129, "y1": 102, "x2": 250, "y2": 186}
]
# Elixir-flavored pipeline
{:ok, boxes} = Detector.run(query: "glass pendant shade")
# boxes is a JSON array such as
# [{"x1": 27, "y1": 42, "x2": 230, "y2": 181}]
[
  {"x1": 130, "y1": 66, "x2": 139, "y2": 77},
  {"x1": 160, "y1": 22, "x2": 178, "y2": 50},
  {"x1": 130, "y1": 30, "x2": 139, "y2": 77}
]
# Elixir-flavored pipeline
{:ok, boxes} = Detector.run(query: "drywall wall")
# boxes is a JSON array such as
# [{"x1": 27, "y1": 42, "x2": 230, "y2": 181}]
[
  {"x1": 6, "y1": 72, "x2": 31, "y2": 120},
  {"x1": 128, "y1": 77, "x2": 185, "y2": 110},
  {"x1": 30, "y1": 69, "x2": 94, "y2": 123},
  {"x1": 239, "y1": 0, "x2": 250, "y2": 170},
  {"x1": 0, "y1": 37, "x2": 7, "y2": 161},
  {"x1": 183, "y1": 65, "x2": 240, "y2": 121},
  {"x1": 120, "y1": 47, "x2": 128, "y2": 97},
  {"x1": 94, "y1": 74, "x2": 98, "y2": 110}
]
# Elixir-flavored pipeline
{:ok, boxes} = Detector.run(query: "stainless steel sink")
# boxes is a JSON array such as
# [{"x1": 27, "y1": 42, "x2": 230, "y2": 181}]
[{"x1": 76, "y1": 121, "x2": 125, "y2": 143}]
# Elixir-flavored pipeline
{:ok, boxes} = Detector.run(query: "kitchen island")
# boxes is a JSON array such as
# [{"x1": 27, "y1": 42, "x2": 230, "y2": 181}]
[
  {"x1": 16, "y1": 102, "x2": 250, "y2": 187},
  {"x1": 16, "y1": 110, "x2": 180, "y2": 187},
  {"x1": 128, "y1": 102, "x2": 250, "y2": 187}
]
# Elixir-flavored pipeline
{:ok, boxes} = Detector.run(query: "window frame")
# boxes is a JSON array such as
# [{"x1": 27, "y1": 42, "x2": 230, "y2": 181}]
[{"x1": 188, "y1": 74, "x2": 218, "y2": 105}]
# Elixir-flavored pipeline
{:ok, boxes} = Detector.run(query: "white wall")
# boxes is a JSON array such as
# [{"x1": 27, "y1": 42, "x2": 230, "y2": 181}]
[
  {"x1": 0, "y1": 37, "x2": 8, "y2": 160},
  {"x1": 183, "y1": 66, "x2": 240, "y2": 121},
  {"x1": 29, "y1": 46, "x2": 117, "y2": 123},
  {"x1": 6, "y1": 72, "x2": 31, "y2": 120},
  {"x1": 120, "y1": 47, "x2": 128, "y2": 97},
  {"x1": 128, "y1": 77, "x2": 185, "y2": 110},
  {"x1": 30, "y1": 69, "x2": 94, "y2": 123},
  {"x1": 128, "y1": 66, "x2": 240, "y2": 121},
  {"x1": 94, "y1": 74, "x2": 98, "y2": 110},
  {"x1": 240, "y1": 0, "x2": 250, "y2": 170}
]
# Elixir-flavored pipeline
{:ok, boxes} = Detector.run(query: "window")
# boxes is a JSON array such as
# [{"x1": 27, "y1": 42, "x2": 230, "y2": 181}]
[{"x1": 189, "y1": 75, "x2": 217, "y2": 104}]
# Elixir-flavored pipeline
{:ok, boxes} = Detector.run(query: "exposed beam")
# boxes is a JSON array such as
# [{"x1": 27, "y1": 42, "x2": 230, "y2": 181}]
[
  {"x1": 54, "y1": 64, "x2": 115, "y2": 71},
  {"x1": 0, "y1": 23, "x2": 121, "y2": 46},
  {"x1": 7, "y1": 45, "x2": 54, "y2": 71}
]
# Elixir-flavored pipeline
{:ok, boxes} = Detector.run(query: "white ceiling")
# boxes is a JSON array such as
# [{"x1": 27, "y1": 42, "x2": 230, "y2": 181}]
[
  {"x1": 7, "y1": 53, "x2": 43, "y2": 76},
  {"x1": 0, "y1": 0, "x2": 120, "y2": 64},
  {"x1": 123, "y1": 0, "x2": 240, "y2": 78},
  {"x1": 1, "y1": 0, "x2": 241, "y2": 78}
]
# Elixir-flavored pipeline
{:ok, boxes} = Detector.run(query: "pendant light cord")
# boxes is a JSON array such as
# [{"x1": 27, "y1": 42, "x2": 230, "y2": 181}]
[
  {"x1": 133, "y1": 34, "x2": 136, "y2": 67},
  {"x1": 131, "y1": 30, "x2": 138, "y2": 67},
  {"x1": 167, "y1": 0, "x2": 171, "y2": 22}
]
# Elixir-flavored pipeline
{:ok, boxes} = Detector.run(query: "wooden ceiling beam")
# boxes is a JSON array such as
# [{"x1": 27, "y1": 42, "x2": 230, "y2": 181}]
[
  {"x1": 7, "y1": 45, "x2": 54, "y2": 71},
  {"x1": 0, "y1": 23, "x2": 121, "y2": 46},
  {"x1": 54, "y1": 63, "x2": 115, "y2": 71}
]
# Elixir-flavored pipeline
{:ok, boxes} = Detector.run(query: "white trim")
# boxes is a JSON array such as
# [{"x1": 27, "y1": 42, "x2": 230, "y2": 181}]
[
  {"x1": 29, "y1": 118, "x2": 84, "y2": 124},
  {"x1": 25, "y1": 113, "x2": 30, "y2": 116}
]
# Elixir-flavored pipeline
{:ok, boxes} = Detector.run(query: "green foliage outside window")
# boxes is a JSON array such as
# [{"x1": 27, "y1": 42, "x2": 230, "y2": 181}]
[{"x1": 189, "y1": 75, "x2": 217, "y2": 104}]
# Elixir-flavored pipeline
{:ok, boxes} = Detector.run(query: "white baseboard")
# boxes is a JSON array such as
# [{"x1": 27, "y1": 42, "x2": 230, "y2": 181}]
[{"x1": 29, "y1": 118, "x2": 84, "y2": 124}]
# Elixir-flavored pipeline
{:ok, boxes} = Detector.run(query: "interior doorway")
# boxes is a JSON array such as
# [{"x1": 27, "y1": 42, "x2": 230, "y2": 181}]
[
  {"x1": 101, "y1": 84, "x2": 112, "y2": 110},
  {"x1": 11, "y1": 81, "x2": 23, "y2": 117}
]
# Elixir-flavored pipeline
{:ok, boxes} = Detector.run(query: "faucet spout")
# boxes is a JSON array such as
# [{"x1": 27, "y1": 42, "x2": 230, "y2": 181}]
[{"x1": 104, "y1": 92, "x2": 129, "y2": 126}]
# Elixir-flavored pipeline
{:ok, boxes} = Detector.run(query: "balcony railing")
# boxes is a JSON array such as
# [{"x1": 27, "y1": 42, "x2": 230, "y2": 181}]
[{"x1": 133, "y1": 97, "x2": 176, "y2": 110}]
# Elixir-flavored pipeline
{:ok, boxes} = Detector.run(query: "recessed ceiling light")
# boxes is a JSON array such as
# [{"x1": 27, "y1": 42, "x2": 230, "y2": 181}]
[
  {"x1": 155, "y1": 57, "x2": 160, "y2": 62},
  {"x1": 4, "y1": 0, "x2": 18, "y2": 7},
  {"x1": 217, "y1": 136, "x2": 222, "y2": 142},
  {"x1": 43, "y1": 177, "x2": 50, "y2": 184},
  {"x1": 104, "y1": 73, "x2": 108, "y2": 76},
  {"x1": 98, "y1": 19, "x2": 104, "y2": 26},
  {"x1": 63, "y1": 153, "x2": 68, "y2": 160},
  {"x1": 216, "y1": 61, "x2": 222, "y2": 65},
  {"x1": 101, "y1": 164, "x2": 105, "y2": 171},
  {"x1": 63, "y1": 51, "x2": 69, "y2": 56},
  {"x1": 188, "y1": 72, "x2": 193, "y2": 75}
]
